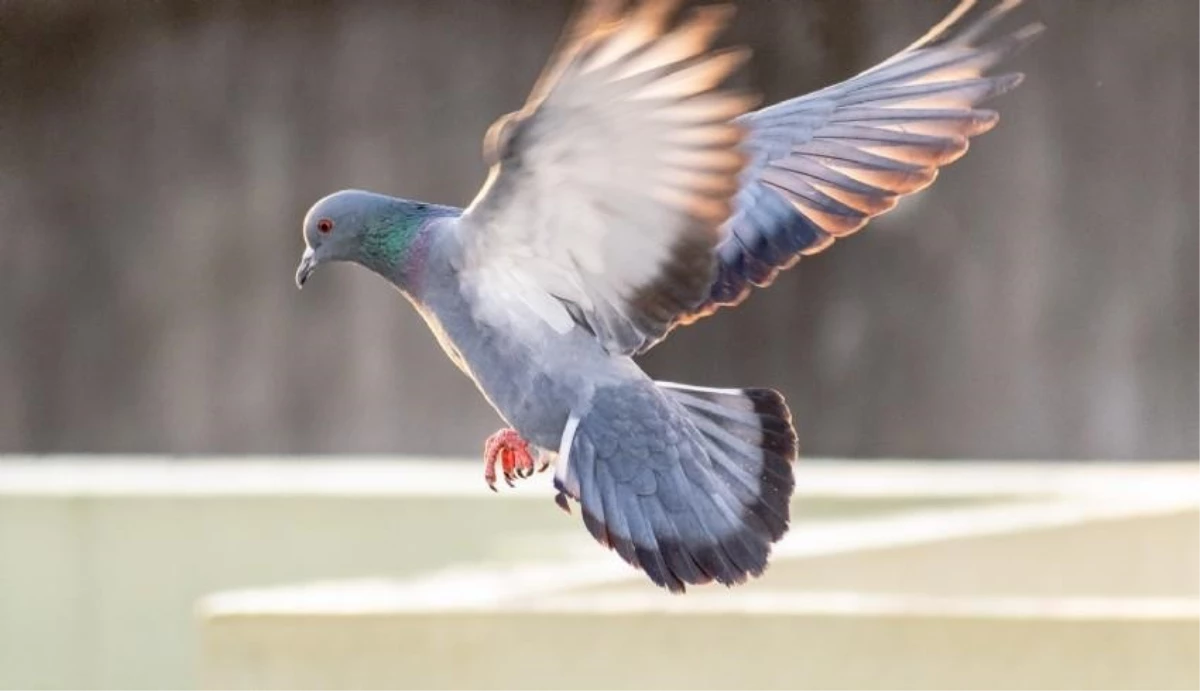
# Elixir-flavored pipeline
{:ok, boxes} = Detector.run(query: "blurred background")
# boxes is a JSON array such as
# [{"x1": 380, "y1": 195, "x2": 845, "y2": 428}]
[{"x1": 0, "y1": 0, "x2": 1195, "y2": 461}]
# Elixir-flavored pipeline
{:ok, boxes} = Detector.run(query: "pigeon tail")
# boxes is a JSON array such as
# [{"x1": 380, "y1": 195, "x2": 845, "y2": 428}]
[{"x1": 553, "y1": 380, "x2": 797, "y2": 592}]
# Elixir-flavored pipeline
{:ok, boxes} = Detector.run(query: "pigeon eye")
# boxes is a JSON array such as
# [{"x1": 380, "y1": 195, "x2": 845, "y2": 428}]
[{"x1": 317, "y1": 218, "x2": 334, "y2": 234}]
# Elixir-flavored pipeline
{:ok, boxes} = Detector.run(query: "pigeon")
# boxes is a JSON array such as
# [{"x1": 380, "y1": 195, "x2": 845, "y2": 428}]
[{"x1": 295, "y1": 0, "x2": 1041, "y2": 592}]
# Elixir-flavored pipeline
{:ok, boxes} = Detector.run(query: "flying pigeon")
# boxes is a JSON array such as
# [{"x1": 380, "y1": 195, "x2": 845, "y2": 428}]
[{"x1": 295, "y1": 0, "x2": 1041, "y2": 592}]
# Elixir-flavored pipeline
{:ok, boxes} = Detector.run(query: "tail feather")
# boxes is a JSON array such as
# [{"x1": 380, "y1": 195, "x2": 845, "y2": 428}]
[
  {"x1": 554, "y1": 380, "x2": 798, "y2": 592},
  {"x1": 661, "y1": 383, "x2": 797, "y2": 543}
]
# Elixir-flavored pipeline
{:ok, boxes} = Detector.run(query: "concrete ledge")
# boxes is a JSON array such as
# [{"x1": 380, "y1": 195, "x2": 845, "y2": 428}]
[
  {"x1": 2, "y1": 456, "x2": 1194, "y2": 497},
  {"x1": 200, "y1": 593, "x2": 1199, "y2": 690},
  {"x1": 198, "y1": 497, "x2": 1200, "y2": 690}
]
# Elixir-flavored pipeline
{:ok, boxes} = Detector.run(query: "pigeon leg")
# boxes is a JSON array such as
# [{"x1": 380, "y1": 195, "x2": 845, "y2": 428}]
[{"x1": 483, "y1": 428, "x2": 539, "y2": 491}]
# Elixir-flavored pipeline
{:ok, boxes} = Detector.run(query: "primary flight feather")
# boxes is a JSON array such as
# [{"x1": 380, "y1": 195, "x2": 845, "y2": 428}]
[{"x1": 295, "y1": 0, "x2": 1041, "y2": 592}]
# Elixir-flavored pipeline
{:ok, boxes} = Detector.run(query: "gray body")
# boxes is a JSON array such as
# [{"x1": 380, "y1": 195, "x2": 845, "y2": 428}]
[
  {"x1": 350, "y1": 209, "x2": 795, "y2": 592},
  {"x1": 412, "y1": 217, "x2": 632, "y2": 451}
]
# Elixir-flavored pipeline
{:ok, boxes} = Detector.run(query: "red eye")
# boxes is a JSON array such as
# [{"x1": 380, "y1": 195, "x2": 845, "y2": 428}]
[{"x1": 317, "y1": 218, "x2": 334, "y2": 234}]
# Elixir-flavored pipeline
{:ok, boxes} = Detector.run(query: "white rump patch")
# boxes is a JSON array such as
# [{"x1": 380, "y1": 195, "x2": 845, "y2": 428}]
[{"x1": 554, "y1": 412, "x2": 583, "y2": 499}]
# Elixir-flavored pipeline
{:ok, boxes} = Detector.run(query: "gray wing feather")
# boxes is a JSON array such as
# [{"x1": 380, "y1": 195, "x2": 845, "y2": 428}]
[
  {"x1": 460, "y1": 1, "x2": 755, "y2": 355},
  {"x1": 676, "y1": 0, "x2": 1043, "y2": 325}
]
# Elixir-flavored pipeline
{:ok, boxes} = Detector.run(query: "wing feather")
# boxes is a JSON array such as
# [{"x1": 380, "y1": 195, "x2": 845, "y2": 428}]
[
  {"x1": 676, "y1": 0, "x2": 1042, "y2": 326},
  {"x1": 460, "y1": 0, "x2": 753, "y2": 354}
]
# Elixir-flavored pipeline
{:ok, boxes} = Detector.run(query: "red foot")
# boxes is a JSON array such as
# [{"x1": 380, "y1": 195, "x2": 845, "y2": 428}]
[{"x1": 483, "y1": 429, "x2": 547, "y2": 491}]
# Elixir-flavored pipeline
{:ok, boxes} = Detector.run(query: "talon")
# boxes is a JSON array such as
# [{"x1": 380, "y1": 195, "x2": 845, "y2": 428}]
[
  {"x1": 482, "y1": 428, "x2": 537, "y2": 491},
  {"x1": 554, "y1": 491, "x2": 572, "y2": 514},
  {"x1": 483, "y1": 452, "x2": 499, "y2": 492}
]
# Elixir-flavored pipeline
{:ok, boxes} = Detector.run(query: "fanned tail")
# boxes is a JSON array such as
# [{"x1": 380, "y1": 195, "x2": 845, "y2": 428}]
[{"x1": 553, "y1": 380, "x2": 797, "y2": 592}]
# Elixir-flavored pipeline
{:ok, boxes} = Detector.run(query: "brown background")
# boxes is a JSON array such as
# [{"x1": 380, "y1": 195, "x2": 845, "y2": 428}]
[{"x1": 0, "y1": 0, "x2": 1195, "y2": 459}]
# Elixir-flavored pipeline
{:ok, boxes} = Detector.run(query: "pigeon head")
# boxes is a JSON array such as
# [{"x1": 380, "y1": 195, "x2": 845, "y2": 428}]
[{"x1": 296, "y1": 189, "x2": 449, "y2": 288}]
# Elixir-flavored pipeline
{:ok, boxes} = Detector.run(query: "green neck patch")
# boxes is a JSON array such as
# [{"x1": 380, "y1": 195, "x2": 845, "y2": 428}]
[{"x1": 358, "y1": 212, "x2": 422, "y2": 275}]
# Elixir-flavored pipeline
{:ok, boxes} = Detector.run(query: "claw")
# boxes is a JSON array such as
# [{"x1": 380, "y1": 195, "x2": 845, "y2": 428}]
[
  {"x1": 483, "y1": 428, "x2": 540, "y2": 491},
  {"x1": 554, "y1": 491, "x2": 572, "y2": 514}
]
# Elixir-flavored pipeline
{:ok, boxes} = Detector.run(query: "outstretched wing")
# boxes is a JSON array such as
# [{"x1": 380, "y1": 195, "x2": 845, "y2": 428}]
[
  {"x1": 458, "y1": 0, "x2": 755, "y2": 355},
  {"x1": 679, "y1": 0, "x2": 1043, "y2": 325}
]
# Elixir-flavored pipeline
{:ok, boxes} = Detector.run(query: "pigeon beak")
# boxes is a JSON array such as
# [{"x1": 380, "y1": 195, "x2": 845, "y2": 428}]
[{"x1": 295, "y1": 248, "x2": 317, "y2": 289}]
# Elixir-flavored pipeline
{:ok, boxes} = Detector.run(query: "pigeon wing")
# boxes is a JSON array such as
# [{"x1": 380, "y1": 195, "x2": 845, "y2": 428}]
[
  {"x1": 458, "y1": 0, "x2": 755, "y2": 354},
  {"x1": 680, "y1": 0, "x2": 1044, "y2": 324}
]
